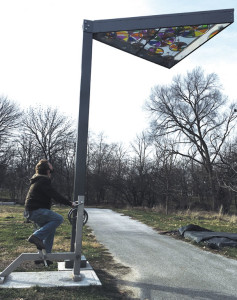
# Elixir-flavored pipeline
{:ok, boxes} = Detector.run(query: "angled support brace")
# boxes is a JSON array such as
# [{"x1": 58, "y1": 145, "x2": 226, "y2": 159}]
[{"x1": 0, "y1": 252, "x2": 76, "y2": 284}]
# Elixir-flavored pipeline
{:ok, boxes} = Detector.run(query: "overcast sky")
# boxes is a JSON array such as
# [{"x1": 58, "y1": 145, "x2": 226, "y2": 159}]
[{"x1": 0, "y1": 0, "x2": 236, "y2": 145}]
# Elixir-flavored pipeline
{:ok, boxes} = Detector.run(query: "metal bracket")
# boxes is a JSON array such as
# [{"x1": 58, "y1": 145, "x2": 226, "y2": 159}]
[{"x1": 83, "y1": 20, "x2": 93, "y2": 32}]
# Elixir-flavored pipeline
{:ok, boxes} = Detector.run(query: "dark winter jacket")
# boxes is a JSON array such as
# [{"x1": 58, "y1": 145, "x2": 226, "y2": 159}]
[{"x1": 25, "y1": 174, "x2": 72, "y2": 211}]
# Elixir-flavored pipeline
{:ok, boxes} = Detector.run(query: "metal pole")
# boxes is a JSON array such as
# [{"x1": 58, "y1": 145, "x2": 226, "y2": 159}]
[
  {"x1": 66, "y1": 28, "x2": 93, "y2": 269},
  {"x1": 73, "y1": 196, "x2": 84, "y2": 281},
  {"x1": 73, "y1": 29, "x2": 93, "y2": 201}
]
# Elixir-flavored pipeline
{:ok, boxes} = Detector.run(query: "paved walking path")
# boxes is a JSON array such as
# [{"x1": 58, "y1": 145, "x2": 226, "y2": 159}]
[{"x1": 87, "y1": 208, "x2": 237, "y2": 300}]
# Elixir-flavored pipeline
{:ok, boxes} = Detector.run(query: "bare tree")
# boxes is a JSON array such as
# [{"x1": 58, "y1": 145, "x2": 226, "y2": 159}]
[
  {"x1": 54, "y1": 137, "x2": 76, "y2": 200},
  {"x1": 0, "y1": 96, "x2": 21, "y2": 140},
  {"x1": 129, "y1": 132, "x2": 152, "y2": 206},
  {"x1": 14, "y1": 134, "x2": 41, "y2": 202},
  {"x1": 152, "y1": 137, "x2": 179, "y2": 214},
  {"x1": 0, "y1": 96, "x2": 21, "y2": 162},
  {"x1": 217, "y1": 139, "x2": 237, "y2": 193},
  {"x1": 146, "y1": 67, "x2": 237, "y2": 210},
  {"x1": 22, "y1": 106, "x2": 74, "y2": 161},
  {"x1": 104, "y1": 142, "x2": 129, "y2": 206},
  {"x1": 87, "y1": 132, "x2": 117, "y2": 204},
  {"x1": 0, "y1": 96, "x2": 21, "y2": 194}
]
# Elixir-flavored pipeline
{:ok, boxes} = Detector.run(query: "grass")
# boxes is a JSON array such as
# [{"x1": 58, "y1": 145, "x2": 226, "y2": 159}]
[
  {"x1": 115, "y1": 207, "x2": 237, "y2": 259},
  {"x1": 1, "y1": 205, "x2": 236, "y2": 299},
  {"x1": 0, "y1": 205, "x2": 131, "y2": 300}
]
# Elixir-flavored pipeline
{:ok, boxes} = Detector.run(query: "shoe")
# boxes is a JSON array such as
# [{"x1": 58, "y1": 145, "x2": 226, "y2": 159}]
[
  {"x1": 28, "y1": 234, "x2": 45, "y2": 250},
  {"x1": 34, "y1": 260, "x2": 53, "y2": 266}
]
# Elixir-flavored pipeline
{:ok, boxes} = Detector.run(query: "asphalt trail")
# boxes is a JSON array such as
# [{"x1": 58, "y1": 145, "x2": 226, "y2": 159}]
[{"x1": 87, "y1": 208, "x2": 237, "y2": 300}]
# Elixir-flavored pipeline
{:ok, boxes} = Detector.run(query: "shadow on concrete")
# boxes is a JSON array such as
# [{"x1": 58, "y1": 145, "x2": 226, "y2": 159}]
[{"x1": 116, "y1": 279, "x2": 237, "y2": 300}]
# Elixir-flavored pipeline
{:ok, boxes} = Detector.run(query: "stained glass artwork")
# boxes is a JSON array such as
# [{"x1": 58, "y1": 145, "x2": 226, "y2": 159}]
[
  {"x1": 208, "y1": 30, "x2": 219, "y2": 39},
  {"x1": 93, "y1": 23, "x2": 230, "y2": 68}
]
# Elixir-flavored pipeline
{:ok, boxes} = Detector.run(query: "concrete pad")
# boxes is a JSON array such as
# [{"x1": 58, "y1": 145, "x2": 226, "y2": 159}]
[
  {"x1": 58, "y1": 261, "x2": 93, "y2": 271},
  {"x1": 0, "y1": 270, "x2": 101, "y2": 288}
]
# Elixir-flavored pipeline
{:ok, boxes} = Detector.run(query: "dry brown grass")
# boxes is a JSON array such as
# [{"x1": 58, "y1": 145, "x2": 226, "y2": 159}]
[{"x1": 176, "y1": 209, "x2": 237, "y2": 224}]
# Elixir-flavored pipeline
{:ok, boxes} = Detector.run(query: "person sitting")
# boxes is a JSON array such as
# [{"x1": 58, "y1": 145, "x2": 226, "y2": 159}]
[{"x1": 24, "y1": 159, "x2": 73, "y2": 264}]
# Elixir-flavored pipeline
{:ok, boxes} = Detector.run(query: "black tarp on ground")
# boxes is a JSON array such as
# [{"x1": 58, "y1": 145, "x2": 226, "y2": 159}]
[{"x1": 178, "y1": 224, "x2": 237, "y2": 248}]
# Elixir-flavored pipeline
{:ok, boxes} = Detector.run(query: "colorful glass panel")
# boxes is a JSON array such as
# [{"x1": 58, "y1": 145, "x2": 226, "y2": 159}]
[{"x1": 94, "y1": 22, "x2": 230, "y2": 68}]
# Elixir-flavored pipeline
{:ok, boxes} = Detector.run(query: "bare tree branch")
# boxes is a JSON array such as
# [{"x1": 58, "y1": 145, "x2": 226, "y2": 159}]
[{"x1": 145, "y1": 67, "x2": 237, "y2": 209}]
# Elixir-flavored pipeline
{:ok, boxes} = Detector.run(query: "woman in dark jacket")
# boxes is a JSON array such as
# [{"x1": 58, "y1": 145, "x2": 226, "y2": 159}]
[{"x1": 25, "y1": 159, "x2": 72, "y2": 257}]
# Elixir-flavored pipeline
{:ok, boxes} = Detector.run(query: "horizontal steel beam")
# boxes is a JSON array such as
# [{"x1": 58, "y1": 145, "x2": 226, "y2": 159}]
[{"x1": 84, "y1": 9, "x2": 234, "y2": 33}]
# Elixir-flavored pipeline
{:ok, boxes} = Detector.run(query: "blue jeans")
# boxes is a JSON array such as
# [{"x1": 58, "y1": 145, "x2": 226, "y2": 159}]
[{"x1": 29, "y1": 208, "x2": 64, "y2": 253}]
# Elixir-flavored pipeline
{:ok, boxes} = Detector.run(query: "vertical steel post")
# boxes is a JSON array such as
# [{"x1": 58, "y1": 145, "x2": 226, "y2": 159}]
[
  {"x1": 73, "y1": 196, "x2": 84, "y2": 281},
  {"x1": 73, "y1": 30, "x2": 93, "y2": 202},
  {"x1": 66, "y1": 27, "x2": 93, "y2": 271}
]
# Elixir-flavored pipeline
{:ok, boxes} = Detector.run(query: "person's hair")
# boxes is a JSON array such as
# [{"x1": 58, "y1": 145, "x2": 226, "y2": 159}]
[{"x1": 35, "y1": 159, "x2": 50, "y2": 175}]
